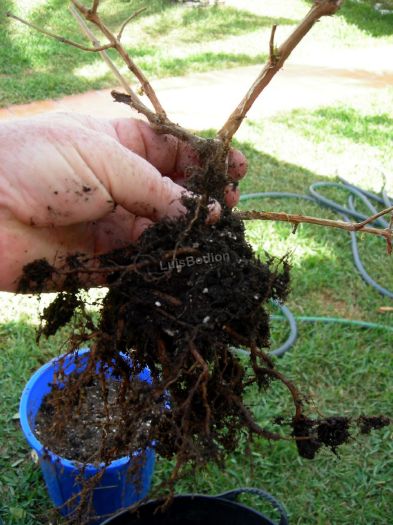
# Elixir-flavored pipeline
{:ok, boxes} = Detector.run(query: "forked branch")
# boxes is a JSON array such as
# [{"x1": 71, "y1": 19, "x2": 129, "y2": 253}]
[
  {"x1": 236, "y1": 206, "x2": 393, "y2": 243},
  {"x1": 70, "y1": 0, "x2": 166, "y2": 117},
  {"x1": 69, "y1": 5, "x2": 133, "y2": 96},
  {"x1": 218, "y1": 0, "x2": 344, "y2": 144},
  {"x1": 7, "y1": 1, "x2": 165, "y2": 118},
  {"x1": 10, "y1": 0, "x2": 387, "y2": 251},
  {"x1": 7, "y1": 0, "x2": 344, "y2": 154},
  {"x1": 117, "y1": 7, "x2": 146, "y2": 41}
]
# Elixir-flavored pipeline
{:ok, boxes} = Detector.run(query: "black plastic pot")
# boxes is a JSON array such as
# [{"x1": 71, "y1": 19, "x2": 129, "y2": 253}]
[{"x1": 102, "y1": 487, "x2": 289, "y2": 525}]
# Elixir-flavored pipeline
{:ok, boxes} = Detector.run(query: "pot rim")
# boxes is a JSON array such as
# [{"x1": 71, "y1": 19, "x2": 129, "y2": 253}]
[
  {"x1": 101, "y1": 492, "x2": 279, "y2": 525},
  {"x1": 19, "y1": 347, "x2": 152, "y2": 470}
]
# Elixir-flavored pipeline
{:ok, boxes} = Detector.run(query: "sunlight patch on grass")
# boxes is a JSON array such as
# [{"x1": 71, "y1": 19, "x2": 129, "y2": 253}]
[
  {"x1": 107, "y1": 50, "x2": 267, "y2": 81},
  {"x1": 15, "y1": 0, "x2": 48, "y2": 16},
  {"x1": 224, "y1": 0, "x2": 309, "y2": 19},
  {"x1": 275, "y1": 106, "x2": 393, "y2": 149},
  {"x1": 0, "y1": 293, "x2": 48, "y2": 324},
  {"x1": 74, "y1": 60, "x2": 113, "y2": 82},
  {"x1": 243, "y1": 119, "x2": 392, "y2": 194},
  {"x1": 246, "y1": 220, "x2": 337, "y2": 267},
  {"x1": 242, "y1": 89, "x2": 393, "y2": 194}
]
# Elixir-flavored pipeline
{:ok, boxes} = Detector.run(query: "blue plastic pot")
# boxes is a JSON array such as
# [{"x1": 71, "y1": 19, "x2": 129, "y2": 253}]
[{"x1": 19, "y1": 348, "x2": 155, "y2": 524}]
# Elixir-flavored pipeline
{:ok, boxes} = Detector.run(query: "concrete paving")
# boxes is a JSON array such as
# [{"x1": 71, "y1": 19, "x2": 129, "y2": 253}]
[{"x1": 0, "y1": 46, "x2": 392, "y2": 129}]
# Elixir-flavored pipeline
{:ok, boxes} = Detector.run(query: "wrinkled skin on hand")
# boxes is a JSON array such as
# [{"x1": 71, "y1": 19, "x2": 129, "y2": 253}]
[{"x1": 0, "y1": 113, "x2": 247, "y2": 292}]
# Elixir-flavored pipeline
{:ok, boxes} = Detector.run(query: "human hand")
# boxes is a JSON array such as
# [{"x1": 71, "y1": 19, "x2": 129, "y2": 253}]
[{"x1": 0, "y1": 113, "x2": 247, "y2": 292}]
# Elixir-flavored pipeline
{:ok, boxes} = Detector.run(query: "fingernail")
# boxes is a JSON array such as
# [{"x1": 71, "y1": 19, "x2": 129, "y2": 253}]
[
  {"x1": 206, "y1": 200, "x2": 221, "y2": 224},
  {"x1": 226, "y1": 182, "x2": 239, "y2": 192}
]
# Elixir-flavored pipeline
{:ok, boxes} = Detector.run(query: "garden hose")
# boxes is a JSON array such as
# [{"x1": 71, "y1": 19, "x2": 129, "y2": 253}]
[{"x1": 235, "y1": 179, "x2": 393, "y2": 357}]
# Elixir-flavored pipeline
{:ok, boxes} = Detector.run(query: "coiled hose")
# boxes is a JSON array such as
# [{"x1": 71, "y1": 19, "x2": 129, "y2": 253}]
[{"x1": 236, "y1": 178, "x2": 393, "y2": 357}]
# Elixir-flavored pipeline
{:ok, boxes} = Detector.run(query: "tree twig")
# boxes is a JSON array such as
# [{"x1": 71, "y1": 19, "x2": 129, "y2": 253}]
[
  {"x1": 236, "y1": 205, "x2": 393, "y2": 243},
  {"x1": 6, "y1": 12, "x2": 113, "y2": 52},
  {"x1": 70, "y1": 0, "x2": 166, "y2": 117},
  {"x1": 117, "y1": 7, "x2": 147, "y2": 41},
  {"x1": 269, "y1": 24, "x2": 278, "y2": 65},
  {"x1": 69, "y1": 5, "x2": 133, "y2": 96},
  {"x1": 218, "y1": 0, "x2": 344, "y2": 144},
  {"x1": 355, "y1": 206, "x2": 393, "y2": 230},
  {"x1": 388, "y1": 213, "x2": 393, "y2": 254},
  {"x1": 90, "y1": 0, "x2": 100, "y2": 16},
  {"x1": 111, "y1": 90, "x2": 205, "y2": 146}
]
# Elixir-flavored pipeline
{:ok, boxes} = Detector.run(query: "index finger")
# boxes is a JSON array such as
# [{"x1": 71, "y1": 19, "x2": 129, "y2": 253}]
[{"x1": 110, "y1": 118, "x2": 247, "y2": 180}]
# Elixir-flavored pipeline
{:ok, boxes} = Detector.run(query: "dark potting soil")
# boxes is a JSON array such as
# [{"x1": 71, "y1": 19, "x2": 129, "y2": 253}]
[
  {"x1": 21, "y1": 195, "x2": 390, "y2": 482},
  {"x1": 35, "y1": 376, "x2": 151, "y2": 464},
  {"x1": 24, "y1": 204, "x2": 293, "y2": 469}
]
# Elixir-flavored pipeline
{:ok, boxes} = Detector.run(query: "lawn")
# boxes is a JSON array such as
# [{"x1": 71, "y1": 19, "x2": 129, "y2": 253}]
[
  {"x1": 1, "y1": 1, "x2": 393, "y2": 524},
  {"x1": 1, "y1": 86, "x2": 393, "y2": 524},
  {"x1": 1, "y1": 0, "x2": 393, "y2": 106}
]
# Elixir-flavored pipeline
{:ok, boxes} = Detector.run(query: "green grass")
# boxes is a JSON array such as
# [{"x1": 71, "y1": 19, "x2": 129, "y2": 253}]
[
  {"x1": 274, "y1": 106, "x2": 393, "y2": 149},
  {"x1": 1, "y1": 0, "x2": 393, "y2": 106},
  {"x1": 336, "y1": 0, "x2": 393, "y2": 36},
  {"x1": 1, "y1": 1, "x2": 393, "y2": 522},
  {"x1": 0, "y1": 0, "x2": 288, "y2": 106},
  {"x1": 1, "y1": 86, "x2": 393, "y2": 523},
  {"x1": 242, "y1": 86, "x2": 393, "y2": 194},
  {"x1": 135, "y1": 51, "x2": 268, "y2": 78}
]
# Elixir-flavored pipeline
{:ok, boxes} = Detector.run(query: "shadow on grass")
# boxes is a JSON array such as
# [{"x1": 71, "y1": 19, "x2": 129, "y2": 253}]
[
  {"x1": 137, "y1": 51, "x2": 267, "y2": 78},
  {"x1": 0, "y1": 0, "x2": 31, "y2": 76},
  {"x1": 304, "y1": 0, "x2": 393, "y2": 37},
  {"x1": 0, "y1": 0, "x2": 272, "y2": 106},
  {"x1": 338, "y1": 0, "x2": 393, "y2": 37},
  {"x1": 143, "y1": 6, "x2": 297, "y2": 43}
]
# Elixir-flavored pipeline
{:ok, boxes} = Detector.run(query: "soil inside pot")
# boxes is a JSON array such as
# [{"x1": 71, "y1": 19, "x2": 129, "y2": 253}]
[{"x1": 35, "y1": 375, "x2": 151, "y2": 464}]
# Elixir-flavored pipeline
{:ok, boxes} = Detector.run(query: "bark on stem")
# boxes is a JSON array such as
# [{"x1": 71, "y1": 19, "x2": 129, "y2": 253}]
[
  {"x1": 70, "y1": 0, "x2": 166, "y2": 117},
  {"x1": 69, "y1": 5, "x2": 133, "y2": 96},
  {"x1": 111, "y1": 91, "x2": 206, "y2": 146},
  {"x1": 218, "y1": 0, "x2": 344, "y2": 143},
  {"x1": 236, "y1": 207, "x2": 393, "y2": 243},
  {"x1": 6, "y1": 13, "x2": 113, "y2": 52}
]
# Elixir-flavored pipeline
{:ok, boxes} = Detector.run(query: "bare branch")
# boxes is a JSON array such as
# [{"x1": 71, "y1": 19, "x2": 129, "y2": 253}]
[
  {"x1": 69, "y1": 5, "x2": 133, "y2": 96},
  {"x1": 10, "y1": 0, "x2": 165, "y2": 118},
  {"x1": 70, "y1": 0, "x2": 89, "y2": 16},
  {"x1": 117, "y1": 7, "x2": 147, "y2": 41},
  {"x1": 218, "y1": 0, "x2": 344, "y2": 143},
  {"x1": 90, "y1": 0, "x2": 100, "y2": 16},
  {"x1": 74, "y1": 3, "x2": 166, "y2": 117},
  {"x1": 355, "y1": 205, "x2": 393, "y2": 230},
  {"x1": 111, "y1": 90, "x2": 206, "y2": 146},
  {"x1": 6, "y1": 0, "x2": 201, "y2": 145},
  {"x1": 269, "y1": 24, "x2": 278, "y2": 65},
  {"x1": 388, "y1": 213, "x2": 393, "y2": 254},
  {"x1": 70, "y1": 3, "x2": 202, "y2": 145},
  {"x1": 6, "y1": 12, "x2": 113, "y2": 52},
  {"x1": 236, "y1": 205, "x2": 393, "y2": 243}
]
